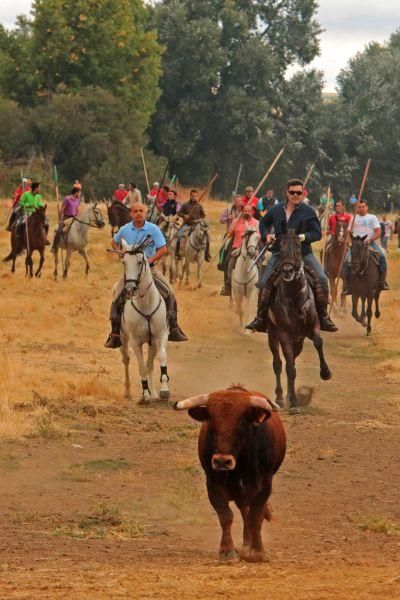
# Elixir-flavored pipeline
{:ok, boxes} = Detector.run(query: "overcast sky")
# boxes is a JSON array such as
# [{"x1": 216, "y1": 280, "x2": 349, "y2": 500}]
[{"x1": 1, "y1": 1, "x2": 400, "y2": 91}]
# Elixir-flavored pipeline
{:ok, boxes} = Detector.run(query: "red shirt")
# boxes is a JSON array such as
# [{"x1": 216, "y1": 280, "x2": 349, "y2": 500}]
[
  {"x1": 230, "y1": 216, "x2": 259, "y2": 249},
  {"x1": 13, "y1": 185, "x2": 31, "y2": 207},
  {"x1": 149, "y1": 186, "x2": 159, "y2": 197},
  {"x1": 156, "y1": 189, "x2": 168, "y2": 210},
  {"x1": 328, "y1": 212, "x2": 352, "y2": 236},
  {"x1": 241, "y1": 195, "x2": 259, "y2": 210},
  {"x1": 114, "y1": 189, "x2": 128, "y2": 203}
]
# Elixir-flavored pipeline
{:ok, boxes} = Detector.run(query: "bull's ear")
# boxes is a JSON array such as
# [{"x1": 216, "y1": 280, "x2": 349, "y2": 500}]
[
  {"x1": 251, "y1": 407, "x2": 272, "y2": 425},
  {"x1": 188, "y1": 407, "x2": 208, "y2": 422}
]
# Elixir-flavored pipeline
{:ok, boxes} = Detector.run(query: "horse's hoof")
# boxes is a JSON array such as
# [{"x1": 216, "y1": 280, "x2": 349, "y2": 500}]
[
  {"x1": 276, "y1": 396, "x2": 285, "y2": 409},
  {"x1": 246, "y1": 549, "x2": 269, "y2": 563},
  {"x1": 289, "y1": 406, "x2": 301, "y2": 415},
  {"x1": 320, "y1": 368, "x2": 332, "y2": 381},
  {"x1": 218, "y1": 549, "x2": 239, "y2": 563},
  {"x1": 366, "y1": 331, "x2": 371, "y2": 337},
  {"x1": 159, "y1": 390, "x2": 170, "y2": 400},
  {"x1": 137, "y1": 397, "x2": 151, "y2": 406},
  {"x1": 375, "y1": 311, "x2": 381, "y2": 319}
]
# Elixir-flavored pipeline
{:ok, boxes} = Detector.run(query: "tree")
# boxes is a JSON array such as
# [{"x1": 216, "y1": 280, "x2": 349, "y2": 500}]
[{"x1": 149, "y1": 0, "x2": 322, "y2": 195}]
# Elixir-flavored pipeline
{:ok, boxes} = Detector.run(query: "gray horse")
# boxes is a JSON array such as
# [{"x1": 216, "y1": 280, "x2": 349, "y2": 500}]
[{"x1": 181, "y1": 219, "x2": 209, "y2": 287}]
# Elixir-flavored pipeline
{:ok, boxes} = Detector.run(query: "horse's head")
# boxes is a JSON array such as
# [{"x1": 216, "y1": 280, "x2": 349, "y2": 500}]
[
  {"x1": 121, "y1": 237, "x2": 152, "y2": 297},
  {"x1": 194, "y1": 218, "x2": 209, "y2": 233},
  {"x1": 279, "y1": 223, "x2": 302, "y2": 283},
  {"x1": 335, "y1": 220, "x2": 347, "y2": 244},
  {"x1": 88, "y1": 202, "x2": 105, "y2": 229},
  {"x1": 349, "y1": 234, "x2": 368, "y2": 274},
  {"x1": 242, "y1": 228, "x2": 259, "y2": 258}
]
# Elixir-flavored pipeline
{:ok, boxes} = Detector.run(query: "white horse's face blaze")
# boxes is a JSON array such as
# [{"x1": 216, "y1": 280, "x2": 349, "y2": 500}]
[
  {"x1": 121, "y1": 242, "x2": 146, "y2": 297},
  {"x1": 91, "y1": 205, "x2": 105, "y2": 229}
]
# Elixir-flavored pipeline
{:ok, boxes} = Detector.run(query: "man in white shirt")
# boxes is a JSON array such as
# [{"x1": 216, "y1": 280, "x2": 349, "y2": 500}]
[{"x1": 343, "y1": 200, "x2": 389, "y2": 293}]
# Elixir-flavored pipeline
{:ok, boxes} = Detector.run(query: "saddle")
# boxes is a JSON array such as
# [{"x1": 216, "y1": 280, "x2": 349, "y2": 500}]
[
  {"x1": 367, "y1": 246, "x2": 380, "y2": 267},
  {"x1": 61, "y1": 217, "x2": 74, "y2": 235}
]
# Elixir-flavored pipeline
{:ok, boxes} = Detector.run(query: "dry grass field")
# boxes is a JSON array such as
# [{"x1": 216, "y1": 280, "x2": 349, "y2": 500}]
[{"x1": 0, "y1": 198, "x2": 399, "y2": 599}]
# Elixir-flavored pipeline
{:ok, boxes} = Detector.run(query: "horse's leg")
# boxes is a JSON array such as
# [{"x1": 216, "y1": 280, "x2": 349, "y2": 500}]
[
  {"x1": 63, "y1": 247, "x2": 71, "y2": 279},
  {"x1": 366, "y1": 295, "x2": 373, "y2": 336},
  {"x1": 53, "y1": 247, "x2": 58, "y2": 280},
  {"x1": 351, "y1": 293, "x2": 360, "y2": 323},
  {"x1": 360, "y1": 297, "x2": 367, "y2": 326},
  {"x1": 280, "y1": 334, "x2": 299, "y2": 414},
  {"x1": 35, "y1": 249, "x2": 44, "y2": 278},
  {"x1": 79, "y1": 248, "x2": 90, "y2": 275},
  {"x1": 340, "y1": 278, "x2": 347, "y2": 315},
  {"x1": 146, "y1": 343, "x2": 157, "y2": 399},
  {"x1": 158, "y1": 338, "x2": 170, "y2": 400},
  {"x1": 131, "y1": 341, "x2": 151, "y2": 405},
  {"x1": 235, "y1": 292, "x2": 243, "y2": 327},
  {"x1": 25, "y1": 253, "x2": 33, "y2": 278},
  {"x1": 374, "y1": 290, "x2": 381, "y2": 319},
  {"x1": 197, "y1": 257, "x2": 202, "y2": 286},
  {"x1": 267, "y1": 330, "x2": 284, "y2": 408},
  {"x1": 311, "y1": 332, "x2": 332, "y2": 380},
  {"x1": 120, "y1": 338, "x2": 131, "y2": 400}
]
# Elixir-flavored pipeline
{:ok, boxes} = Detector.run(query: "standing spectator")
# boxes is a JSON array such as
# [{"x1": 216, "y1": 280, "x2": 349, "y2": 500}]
[
  {"x1": 125, "y1": 182, "x2": 142, "y2": 207},
  {"x1": 349, "y1": 193, "x2": 357, "y2": 207}
]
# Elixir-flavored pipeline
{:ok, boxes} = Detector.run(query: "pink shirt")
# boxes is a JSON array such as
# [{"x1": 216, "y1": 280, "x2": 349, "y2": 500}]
[{"x1": 230, "y1": 217, "x2": 259, "y2": 249}]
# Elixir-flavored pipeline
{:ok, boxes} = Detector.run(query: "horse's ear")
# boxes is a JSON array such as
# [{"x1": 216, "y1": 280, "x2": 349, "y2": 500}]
[
  {"x1": 361, "y1": 235, "x2": 368, "y2": 241},
  {"x1": 349, "y1": 232, "x2": 353, "y2": 240},
  {"x1": 281, "y1": 220, "x2": 287, "y2": 234},
  {"x1": 94, "y1": 201, "x2": 98, "y2": 208},
  {"x1": 121, "y1": 239, "x2": 131, "y2": 251}
]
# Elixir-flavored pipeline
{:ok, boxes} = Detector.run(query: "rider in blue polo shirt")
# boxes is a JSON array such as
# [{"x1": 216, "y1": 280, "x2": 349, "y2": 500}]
[{"x1": 105, "y1": 203, "x2": 188, "y2": 348}]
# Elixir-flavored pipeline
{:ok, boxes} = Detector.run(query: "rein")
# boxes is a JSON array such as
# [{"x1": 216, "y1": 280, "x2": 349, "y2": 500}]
[{"x1": 73, "y1": 216, "x2": 102, "y2": 228}]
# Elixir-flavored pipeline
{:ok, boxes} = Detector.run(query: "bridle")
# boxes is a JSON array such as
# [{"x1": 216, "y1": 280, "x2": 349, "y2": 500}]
[
  {"x1": 123, "y1": 250, "x2": 154, "y2": 298},
  {"x1": 240, "y1": 230, "x2": 258, "y2": 260},
  {"x1": 73, "y1": 206, "x2": 104, "y2": 229}
]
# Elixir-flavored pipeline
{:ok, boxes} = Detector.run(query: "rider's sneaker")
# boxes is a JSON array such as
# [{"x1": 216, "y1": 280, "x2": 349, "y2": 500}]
[
  {"x1": 104, "y1": 333, "x2": 122, "y2": 349},
  {"x1": 378, "y1": 280, "x2": 390, "y2": 291},
  {"x1": 220, "y1": 286, "x2": 231, "y2": 297},
  {"x1": 320, "y1": 316, "x2": 338, "y2": 332},
  {"x1": 245, "y1": 317, "x2": 268, "y2": 333},
  {"x1": 168, "y1": 327, "x2": 188, "y2": 342}
]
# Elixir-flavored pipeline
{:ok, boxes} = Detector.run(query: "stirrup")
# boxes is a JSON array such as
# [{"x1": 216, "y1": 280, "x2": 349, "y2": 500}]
[
  {"x1": 320, "y1": 316, "x2": 338, "y2": 333},
  {"x1": 245, "y1": 317, "x2": 268, "y2": 332},
  {"x1": 104, "y1": 333, "x2": 122, "y2": 348},
  {"x1": 168, "y1": 327, "x2": 188, "y2": 342}
]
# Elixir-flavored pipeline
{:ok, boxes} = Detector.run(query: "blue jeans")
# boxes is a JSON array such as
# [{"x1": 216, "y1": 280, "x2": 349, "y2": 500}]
[
  {"x1": 258, "y1": 252, "x2": 328, "y2": 291},
  {"x1": 177, "y1": 224, "x2": 189, "y2": 239}
]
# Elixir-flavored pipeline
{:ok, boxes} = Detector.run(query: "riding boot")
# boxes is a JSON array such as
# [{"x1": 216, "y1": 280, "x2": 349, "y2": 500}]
[
  {"x1": 164, "y1": 294, "x2": 188, "y2": 341},
  {"x1": 377, "y1": 270, "x2": 390, "y2": 291},
  {"x1": 6, "y1": 211, "x2": 16, "y2": 232},
  {"x1": 205, "y1": 238, "x2": 212, "y2": 262},
  {"x1": 309, "y1": 272, "x2": 338, "y2": 332},
  {"x1": 245, "y1": 286, "x2": 271, "y2": 332},
  {"x1": 104, "y1": 297, "x2": 124, "y2": 348},
  {"x1": 341, "y1": 278, "x2": 352, "y2": 295}
]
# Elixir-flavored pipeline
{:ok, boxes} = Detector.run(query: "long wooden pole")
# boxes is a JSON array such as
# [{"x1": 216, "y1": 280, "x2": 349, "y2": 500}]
[
  {"x1": 199, "y1": 171, "x2": 220, "y2": 202},
  {"x1": 304, "y1": 162, "x2": 315, "y2": 187},
  {"x1": 140, "y1": 147, "x2": 150, "y2": 195},
  {"x1": 252, "y1": 146, "x2": 285, "y2": 200},
  {"x1": 321, "y1": 185, "x2": 331, "y2": 269},
  {"x1": 329, "y1": 158, "x2": 372, "y2": 315},
  {"x1": 54, "y1": 165, "x2": 65, "y2": 274}
]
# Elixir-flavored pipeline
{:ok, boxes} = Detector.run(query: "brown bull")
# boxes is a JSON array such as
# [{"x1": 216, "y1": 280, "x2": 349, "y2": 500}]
[{"x1": 175, "y1": 386, "x2": 286, "y2": 562}]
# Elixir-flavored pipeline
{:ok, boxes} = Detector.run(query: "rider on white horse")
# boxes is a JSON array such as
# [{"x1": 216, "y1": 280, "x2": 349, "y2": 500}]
[
  {"x1": 105, "y1": 203, "x2": 188, "y2": 348},
  {"x1": 175, "y1": 189, "x2": 211, "y2": 262}
]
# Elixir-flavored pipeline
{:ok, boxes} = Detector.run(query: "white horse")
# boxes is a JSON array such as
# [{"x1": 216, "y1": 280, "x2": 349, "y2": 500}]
[
  {"x1": 231, "y1": 229, "x2": 260, "y2": 329},
  {"x1": 181, "y1": 219, "x2": 209, "y2": 286},
  {"x1": 117, "y1": 238, "x2": 169, "y2": 404},
  {"x1": 157, "y1": 214, "x2": 180, "y2": 283},
  {"x1": 54, "y1": 203, "x2": 105, "y2": 279}
]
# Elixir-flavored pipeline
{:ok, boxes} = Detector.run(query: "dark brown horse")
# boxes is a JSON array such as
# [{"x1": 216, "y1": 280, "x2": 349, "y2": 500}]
[
  {"x1": 348, "y1": 235, "x2": 380, "y2": 336},
  {"x1": 267, "y1": 227, "x2": 332, "y2": 414},
  {"x1": 4, "y1": 206, "x2": 47, "y2": 277},
  {"x1": 107, "y1": 201, "x2": 131, "y2": 236},
  {"x1": 322, "y1": 220, "x2": 348, "y2": 314}
]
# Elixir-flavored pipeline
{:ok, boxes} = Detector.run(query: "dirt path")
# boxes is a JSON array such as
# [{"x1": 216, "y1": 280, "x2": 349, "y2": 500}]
[{"x1": 0, "y1": 200, "x2": 399, "y2": 599}]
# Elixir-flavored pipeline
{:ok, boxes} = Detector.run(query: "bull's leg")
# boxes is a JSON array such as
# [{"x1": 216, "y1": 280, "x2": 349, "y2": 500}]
[
  {"x1": 237, "y1": 505, "x2": 251, "y2": 561},
  {"x1": 35, "y1": 250, "x2": 44, "y2": 278},
  {"x1": 207, "y1": 483, "x2": 238, "y2": 562},
  {"x1": 246, "y1": 481, "x2": 272, "y2": 562},
  {"x1": 366, "y1": 295, "x2": 373, "y2": 336},
  {"x1": 267, "y1": 330, "x2": 284, "y2": 407},
  {"x1": 79, "y1": 248, "x2": 90, "y2": 275},
  {"x1": 312, "y1": 332, "x2": 332, "y2": 380},
  {"x1": 120, "y1": 339, "x2": 131, "y2": 400},
  {"x1": 131, "y1": 341, "x2": 151, "y2": 405},
  {"x1": 374, "y1": 290, "x2": 381, "y2": 319},
  {"x1": 280, "y1": 335, "x2": 299, "y2": 414}
]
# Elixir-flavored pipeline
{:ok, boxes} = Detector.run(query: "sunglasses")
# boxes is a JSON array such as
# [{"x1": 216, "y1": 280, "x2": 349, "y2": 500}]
[{"x1": 287, "y1": 190, "x2": 303, "y2": 196}]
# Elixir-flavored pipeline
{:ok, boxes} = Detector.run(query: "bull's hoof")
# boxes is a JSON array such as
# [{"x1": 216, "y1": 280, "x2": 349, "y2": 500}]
[
  {"x1": 320, "y1": 368, "x2": 332, "y2": 381},
  {"x1": 289, "y1": 406, "x2": 301, "y2": 415},
  {"x1": 218, "y1": 549, "x2": 239, "y2": 563},
  {"x1": 159, "y1": 390, "x2": 170, "y2": 400}
]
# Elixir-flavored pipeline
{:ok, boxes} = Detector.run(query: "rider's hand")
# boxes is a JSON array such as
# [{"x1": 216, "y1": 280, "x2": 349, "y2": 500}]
[
  {"x1": 365, "y1": 238, "x2": 371, "y2": 245},
  {"x1": 266, "y1": 234, "x2": 275, "y2": 244},
  {"x1": 298, "y1": 234, "x2": 306, "y2": 242}
]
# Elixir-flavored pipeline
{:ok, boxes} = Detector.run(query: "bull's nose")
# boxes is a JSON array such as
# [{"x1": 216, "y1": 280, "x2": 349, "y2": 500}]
[{"x1": 212, "y1": 454, "x2": 236, "y2": 471}]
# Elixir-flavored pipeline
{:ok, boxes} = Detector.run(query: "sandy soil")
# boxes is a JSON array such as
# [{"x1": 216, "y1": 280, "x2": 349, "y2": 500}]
[{"x1": 0, "y1": 199, "x2": 399, "y2": 599}]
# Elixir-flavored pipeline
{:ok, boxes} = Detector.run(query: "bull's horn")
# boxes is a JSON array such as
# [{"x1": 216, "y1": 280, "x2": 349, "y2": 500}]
[
  {"x1": 250, "y1": 395, "x2": 279, "y2": 412},
  {"x1": 174, "y1": 394, "x2": 209, "y2": 410}
]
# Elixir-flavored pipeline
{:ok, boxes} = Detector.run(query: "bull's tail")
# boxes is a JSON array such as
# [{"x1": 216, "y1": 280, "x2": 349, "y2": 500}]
[{"x1": 264, "y1": 502, "x2": 272, "y2": 522}]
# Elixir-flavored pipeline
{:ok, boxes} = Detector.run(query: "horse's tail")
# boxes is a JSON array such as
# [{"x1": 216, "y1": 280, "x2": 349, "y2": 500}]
[{"x1": 3, "y1": 250, "x2": 17, "y2": 262}]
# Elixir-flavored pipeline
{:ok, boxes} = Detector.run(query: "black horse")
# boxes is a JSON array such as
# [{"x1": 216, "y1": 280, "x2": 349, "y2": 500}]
[
  {"x1": 107, "y1": 201, "x2": 131, "y2": 237},
  {"x1": 4, "y1": 206, "x2": 48, "y2": 277},
  {"x1": 267, "y1": 227, "x2": 332, "y2": 414},
  {"x1": 349, "y1": 234, "x2": 380, "y2": 336}
]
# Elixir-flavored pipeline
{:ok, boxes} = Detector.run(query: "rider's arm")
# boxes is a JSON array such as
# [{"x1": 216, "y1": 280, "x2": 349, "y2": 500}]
[
  {"x1": 370, "y1": 227, "x2": 381, "y2": 242},
  {"x1": 148, "y1": 245, "x2": 167, "y2": 265},
  {"x1": 304, "y1": 212, "x2": 322, "y2": 244},
  {"x1": 227, "y1": 218, "x2": 238, "y2": 238}
]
